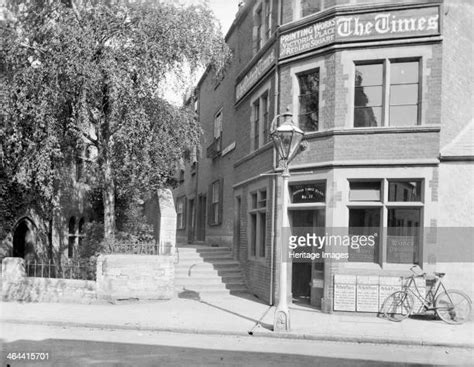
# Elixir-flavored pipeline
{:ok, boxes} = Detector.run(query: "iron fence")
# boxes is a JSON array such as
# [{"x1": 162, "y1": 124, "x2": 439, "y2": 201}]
[
  {"x1": 110, "y1": 242, "x2": 160, "y2": 255},
  {"x1": 25, "y1": 260, "x2": 96, "y2": 281}
]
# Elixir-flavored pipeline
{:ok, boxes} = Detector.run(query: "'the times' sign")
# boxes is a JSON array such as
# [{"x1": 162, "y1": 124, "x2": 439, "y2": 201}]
[{"x1": 280, "y1": 6, "x2": 440, "y2": 59}]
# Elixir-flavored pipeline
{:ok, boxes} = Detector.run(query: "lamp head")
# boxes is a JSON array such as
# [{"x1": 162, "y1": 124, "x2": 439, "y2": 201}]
[{"x1": 270, "y1": 109, "x2": 304, "y2": 163}]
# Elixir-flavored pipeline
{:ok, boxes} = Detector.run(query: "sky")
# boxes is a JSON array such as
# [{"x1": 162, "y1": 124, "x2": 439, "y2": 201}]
[
  {"x1": 206, "y1": 0, "x2": 241, "y2": 34},
  {"x1": 162, "y1": 0, "x2": 242, "y2": 105}
]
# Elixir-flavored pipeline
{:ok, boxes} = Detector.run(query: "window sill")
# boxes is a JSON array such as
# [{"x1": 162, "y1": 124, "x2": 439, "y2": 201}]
[
  {"x1": 234, "y1": 142, "x2": 273, "y2": 168},
  {"x1": 303, "y1": 125, "x2": 440, "y2": 141}
]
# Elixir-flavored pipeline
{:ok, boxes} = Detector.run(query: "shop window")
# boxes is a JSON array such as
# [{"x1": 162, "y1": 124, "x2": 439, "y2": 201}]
[
  {"x1": 388, "y1": 180, "x2": 422, "y2": 202},
  {"x1": 251, "y1": 90, "x2": 271, "y2": 150},
  {"x1": 348, "y1": 179, "x2": 424, "y2": 264},
  {"x1": 297, "y1": 69, "x2": 319, "y2": 132},
  {"x1": 176, "y1": 197, "x2": 186, "y2": 230},
  {"x1": 387, "y1": 208, "x2": 421, "y2": 264},
  {"x1": 349, "y1": 181, "x2": 381, "y2": 201},
  {"x1": 249, "y1": 189, "x2": 267, "y2": 258},
  {"x1": 209, "y1": 179, "x2": 223, "y2": 226},
  {"x1": 348, "y1": 208, "x2": 381, "y2": 263},
  {"x1": 354, "y1": 60, "x2": 420, "y2": 127},
  {"x1": 68, "y1": 217, "x2": 76, "y2": 258},
  {"x1": 386, "y1": 180, "x2": 423, "y2": 264}
]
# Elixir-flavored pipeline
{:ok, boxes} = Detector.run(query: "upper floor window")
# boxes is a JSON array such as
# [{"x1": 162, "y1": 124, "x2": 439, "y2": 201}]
[
  {"x1": 354, "y1": 60, "x2": 420, "y2": 128},
  {"x1": 297, "y1": 69, "x2": 319, "y2": 132},
  {"x1": 301, "y1": 0, "x2": 323, "y2": 18},
  {"x1": 214, "y1": 109, "x2": 223, "y2": 140},
  {"x1": 176, "y1": 197, "x2": 185, "y2": 229},
  {"x1": 254, "y1": 0, "x2": 272, "y2": 53},
  {"x1": 251, "y1": 91, "x2": 270, "y2": 150},
  {"x1": 209, "y1": 109, "x2": 223, "y2": 157}
]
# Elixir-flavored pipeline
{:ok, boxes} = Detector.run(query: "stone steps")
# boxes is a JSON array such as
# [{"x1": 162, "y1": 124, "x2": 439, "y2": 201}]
[{"x1": 174, "y1": 246, "x2": 248, "y2": 296}]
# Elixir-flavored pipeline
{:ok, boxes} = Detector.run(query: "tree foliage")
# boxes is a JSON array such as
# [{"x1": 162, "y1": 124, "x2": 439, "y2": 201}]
[{"x1": 1, "y1": 0, "x2": 229, "y2": 240}]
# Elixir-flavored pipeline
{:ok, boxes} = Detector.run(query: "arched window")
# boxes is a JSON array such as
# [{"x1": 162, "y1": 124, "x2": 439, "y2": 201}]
[
  {"x1": 76, "y1": 154, "x2": 84, "y2": 181},
  {"x1": 68, "y1": 217, "x2": 76, "y2": 258},
  {"x1": 78, "y1": 217, "x2": 85, "y2": 249}
]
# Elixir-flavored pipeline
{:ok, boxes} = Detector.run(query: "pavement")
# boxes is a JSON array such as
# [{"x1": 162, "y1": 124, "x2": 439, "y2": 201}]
[{"x1": 1, "y1": 293, "x2": 473, "y2": 349}]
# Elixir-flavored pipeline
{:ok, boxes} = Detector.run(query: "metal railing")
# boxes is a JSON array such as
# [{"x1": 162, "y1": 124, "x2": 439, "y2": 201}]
[
  {"x1": 110, "y1": 242, "x2": 160, "y2": 255},
  {"x1": 25, "y1": 260, "x2": 96, "y2": 281}
]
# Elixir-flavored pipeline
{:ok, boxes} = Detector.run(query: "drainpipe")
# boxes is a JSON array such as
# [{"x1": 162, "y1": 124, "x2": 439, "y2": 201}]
[{"x1": 269, "y1": 0, "x2": 283, "y2": 307}]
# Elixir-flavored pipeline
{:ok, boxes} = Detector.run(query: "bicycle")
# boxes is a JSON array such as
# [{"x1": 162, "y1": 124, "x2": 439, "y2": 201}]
[{"x1": 381, "y1": 266, "x2": 472, "y2": 324}]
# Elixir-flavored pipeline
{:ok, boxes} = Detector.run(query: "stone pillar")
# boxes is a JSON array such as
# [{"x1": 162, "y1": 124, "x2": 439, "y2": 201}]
[
  {"x1": 2, "y1": 257, "x2": 26, "y2": 301},
  {"x1": 2, "y1": 257, "x2": 26, "y2": 283},
  {"x1": 157, "y1": 189, "x2": 177, "y2": 255}
]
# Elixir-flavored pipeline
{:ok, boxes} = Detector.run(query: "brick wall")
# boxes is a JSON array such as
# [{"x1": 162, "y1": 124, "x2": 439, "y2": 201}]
[
  {"x1": 440, "y1": 0, "x2": 474, "y2": 148},
  {"x1": 235, "y1": 176, "x2": 275, "y2": 303}
]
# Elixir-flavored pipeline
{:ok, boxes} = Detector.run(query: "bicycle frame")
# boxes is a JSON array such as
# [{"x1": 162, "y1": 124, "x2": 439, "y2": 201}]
[{"x1": 401, "y1": 275, "x2": 449, "y2": 312}]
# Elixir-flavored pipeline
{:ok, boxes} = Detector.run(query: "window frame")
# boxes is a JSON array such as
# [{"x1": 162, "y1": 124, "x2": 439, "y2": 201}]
[
  {"x1": 347, "y1": 178, "x2": 424, "y2": 266},
  {"x1": 294, "y1": 0, "x2": 325, "y2": 21},
  {"x1": 208, "y1": 179, "x2": 223, "y2": 226},
  {"x1": 250, "y1": 83, "x2": 271, "y2": 151},
  {"x1": 176, "y1": 196, "x2": 186, "y2": 230},
  {"x1": 353, "y1": 58, "x2": 422, "y2": 128},
  {"x1": 253, "y1": 0, "x2": 272, "y2": 53},
  {"x1": 248, "y1": 188, "x2": 268, "y2": 260},
  {"x1": 68, "y1": 216, "x2": 76, "y2": 259},
  {"x1": 296, "y1": 67, "x2": 320, "y2": 132}
]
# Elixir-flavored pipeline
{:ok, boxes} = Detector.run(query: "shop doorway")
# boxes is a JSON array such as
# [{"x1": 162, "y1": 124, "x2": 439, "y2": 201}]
[{"x1": 290, "y1": 209, "x2": 325, "y2": 307}]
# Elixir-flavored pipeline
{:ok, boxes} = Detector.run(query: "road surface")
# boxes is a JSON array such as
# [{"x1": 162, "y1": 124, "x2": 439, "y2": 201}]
[{"x1": 1, "y1": 323, "x2": 472, "y2": 366}]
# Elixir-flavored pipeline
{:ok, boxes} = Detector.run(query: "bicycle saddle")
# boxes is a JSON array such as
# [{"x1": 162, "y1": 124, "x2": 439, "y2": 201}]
[{"x1": 434, "y1": 272, "x2": 446, "y2": 278}]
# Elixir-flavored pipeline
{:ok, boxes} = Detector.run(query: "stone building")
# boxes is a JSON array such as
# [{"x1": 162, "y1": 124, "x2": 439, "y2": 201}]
[{"x1": 173, "y1": 0, "x2": 473, "y2": 312}]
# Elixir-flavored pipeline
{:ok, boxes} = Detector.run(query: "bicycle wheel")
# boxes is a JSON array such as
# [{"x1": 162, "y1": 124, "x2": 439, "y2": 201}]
[
  {"x1": 435, "y1": 290, "x2": 472, "y2": 325},
  {"x1": 382, "y1": 291, "x2": 414, "y2": 322}
]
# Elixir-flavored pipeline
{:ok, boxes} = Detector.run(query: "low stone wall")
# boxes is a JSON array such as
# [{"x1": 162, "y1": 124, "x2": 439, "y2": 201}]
[
  {"x1": 96, "y1": 254, "x2": 174, "y2": 302},
  {"x1": 2, "y1": 258, "x2": 96, "y2": 303},
  {"x1": 2, "y1": 255, "x2": 175, "y2": 303}
]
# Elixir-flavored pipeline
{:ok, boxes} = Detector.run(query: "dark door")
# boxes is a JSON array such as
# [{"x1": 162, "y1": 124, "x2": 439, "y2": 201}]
[
  {"x1": 196, "y1": 194, "x2": 206, "y2": 241},
  {"x1": 187, "y1": 199, "x2": 195, "y2": 243},
  {"x1": 234, "y1": 196, "x2": 241, "y2": 260},
  {"x1": 290, "y1": 210, "x2": 325, "y2": 306},
  {"x1": 13, "y1": 219, "x2": 36, "y2": 259}
]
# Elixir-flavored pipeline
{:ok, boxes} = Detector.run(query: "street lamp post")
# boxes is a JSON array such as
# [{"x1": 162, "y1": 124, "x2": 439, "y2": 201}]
[{"x1": 270, "y1": 110, "x2": 304, "y2": 332}]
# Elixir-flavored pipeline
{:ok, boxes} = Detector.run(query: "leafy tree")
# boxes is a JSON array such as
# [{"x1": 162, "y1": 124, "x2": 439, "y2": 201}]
[{"x1": 1, "y1": 0, "x2": 228, "y2": 242}]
